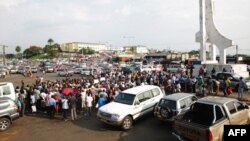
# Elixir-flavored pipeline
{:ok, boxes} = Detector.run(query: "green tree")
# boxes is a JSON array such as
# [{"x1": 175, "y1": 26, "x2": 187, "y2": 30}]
[
  {"x1": 15, "y1": 46, "x2": 21, "y2": 53},
  {"x1": 15, "y1": 46, "x2": 22, "y2": 59},
  {"x1": 43, "y1": 39, "x2": 60, "y2": 58},
  {"x1": 5, "y1": 54, "x2": 15, "y2": 59},
  {"x1": 79, "y1": 47, "x2": 95, "y2": 55},
  {"x1": 48, "y1": 38, "x2": 54, "y2": 46},
  {"x1": 23, "y1": 46, "x2": 43, "y2": 58}
]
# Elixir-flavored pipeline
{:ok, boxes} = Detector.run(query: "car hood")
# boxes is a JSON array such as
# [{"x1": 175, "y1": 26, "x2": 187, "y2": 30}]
[{"x1": 99, "y1": 101, "x2": 132, "y2": 114}]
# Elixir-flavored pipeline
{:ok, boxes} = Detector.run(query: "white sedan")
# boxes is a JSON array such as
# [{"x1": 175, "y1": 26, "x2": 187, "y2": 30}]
[{"x1": 57, "y1": 69, "x2": 74, "y2": 77}]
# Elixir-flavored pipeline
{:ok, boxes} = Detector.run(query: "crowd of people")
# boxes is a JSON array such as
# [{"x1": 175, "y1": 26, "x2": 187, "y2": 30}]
[{"x1": 13, "y1": 64, "x2": 246, "y2": 121}]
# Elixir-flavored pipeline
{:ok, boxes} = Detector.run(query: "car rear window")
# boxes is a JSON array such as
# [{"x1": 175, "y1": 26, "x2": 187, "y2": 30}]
[
  {"x1": 184, "y1": 103, "x2": 214, "y2": 126},
  {"x1": 159, "y1": 99, "x2": 176, "y2": 109}
]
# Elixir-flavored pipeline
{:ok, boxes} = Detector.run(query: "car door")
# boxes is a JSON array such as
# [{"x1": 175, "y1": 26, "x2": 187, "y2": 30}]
[
  {"x1": 234, "y1": 102, "x2": 249, "y2": 124},
  {"x1": 142, "y1": 90, "x2": 154, "y2": 113},
  {"x1": 133, "y1": 93, "x2": 145, "y2": 119},
  {"x1": 226, "y1": 101, "x2": 246, "y2": 124}
]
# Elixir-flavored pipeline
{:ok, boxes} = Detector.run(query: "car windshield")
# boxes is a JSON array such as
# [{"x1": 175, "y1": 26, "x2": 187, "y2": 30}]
[
  {"x1": 232, "y1": 74, "x2": 241, "y2": 79},
  {"x1": 114, "y1": 93, "x2": 135, "y2": 105},
  {"x1": 159, "y1": 99, "x2": 176, "y2": 109}
]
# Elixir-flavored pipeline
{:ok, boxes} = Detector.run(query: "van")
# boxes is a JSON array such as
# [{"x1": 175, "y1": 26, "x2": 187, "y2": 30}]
[
  {"x1": 0, "y1": 82, "x2": 16, "y2": 101},
  {"x1": 97, "y1": 85, "x2": 164, "y2": 130}
]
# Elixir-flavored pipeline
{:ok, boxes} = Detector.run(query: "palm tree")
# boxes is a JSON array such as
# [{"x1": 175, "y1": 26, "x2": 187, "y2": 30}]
[
  {"x1": 15, "y1": 46, "x2": 21, "y2": 59},
  {"x1": 15, "y1": 46, "x2": 21, "y2": 53},
  {"x1": 47, "y1": 38, "x2": 54, "y2": 46}
]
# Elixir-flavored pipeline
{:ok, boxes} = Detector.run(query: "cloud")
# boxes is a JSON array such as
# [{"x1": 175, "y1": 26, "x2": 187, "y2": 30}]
[
  {"x1": 0, "y1": 0, "x2": 28, "y2": 7},
  {"x1": 115, "y1": 5, "x2": 131, "y2": 17},
  {"x1": 92, "y1": 0, "x2": 113, "y2": 5}
]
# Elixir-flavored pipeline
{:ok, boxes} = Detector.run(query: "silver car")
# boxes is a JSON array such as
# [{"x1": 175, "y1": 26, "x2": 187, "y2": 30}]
[
  {"x1": 0, "y1": 97, "x2": 19, "y2": 131},
  {"x1": 154, "y1": 93, "x2": 197, "y2": 122}
]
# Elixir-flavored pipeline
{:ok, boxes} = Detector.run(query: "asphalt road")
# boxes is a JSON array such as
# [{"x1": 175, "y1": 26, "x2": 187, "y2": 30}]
[
  {"x1": 0, "y1": 73, "x2": 178, "y2": 141},
  {"x1": 0, "y1": 111, "x2": 177, "y2": 141}
]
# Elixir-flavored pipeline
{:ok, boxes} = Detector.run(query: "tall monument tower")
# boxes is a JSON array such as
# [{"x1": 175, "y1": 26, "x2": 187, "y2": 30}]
[{"x1": 195, "y1": 0, "x2": 235, "y2": 64}]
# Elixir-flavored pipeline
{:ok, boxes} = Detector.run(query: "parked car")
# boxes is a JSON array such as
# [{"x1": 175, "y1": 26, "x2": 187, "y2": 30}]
[
  {"x1": 17, "y1": 67, "x2": 25, "y2": 74},
  {"x1": 81, "y1": 68, "x2": 92, "y2": 76},
  {"x1": 31, "y1": 67, "x2": 38, "y2": 73},
  {"x1": 9, "y1": 67, "x2": 18, "y2": 74},
  {"x1": 97, "y1": 85, "x2": 164, "y2": 130},
  {"x1": 154, "y1": 93, "x2": 197, "y2": 122},
  {"x1": 140, "y1": 65, "x2": 154, "y2": 72},
  {"x1": 57, "y1": 69, "x2": 74, "y2": 77},
  {"x1": 173, "y1": 96, "x2": 250, "y2": 141},
  {"x1": 44, "y1": 66, "x2": 54, "y2": 73},
  {"x1": 74, "y1": 68, "x2": 83, "y2": 74},
  {"x1": 0, "y1": 82, "x2": 19, "y2": 132},
  {"x1": 0, "y1": 97, "x2": 19, "y2": 132}
]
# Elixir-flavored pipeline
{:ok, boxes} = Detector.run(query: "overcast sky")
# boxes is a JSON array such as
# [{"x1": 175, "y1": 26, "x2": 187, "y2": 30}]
[{"x1": 0, "y1": 0, "x2": 249, "y2": 54}]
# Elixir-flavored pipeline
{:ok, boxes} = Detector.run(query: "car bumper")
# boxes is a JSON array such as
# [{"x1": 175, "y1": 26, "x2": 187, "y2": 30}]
[
  {"x1": 97, "y1": 116, "x2": 122, "y2": 126},
  {"x1": 10, "y1": 112, "x2": 20, "y2": 121},
  {"x1": 172, "y1": 132, "x2": 187, "y2": 141}
]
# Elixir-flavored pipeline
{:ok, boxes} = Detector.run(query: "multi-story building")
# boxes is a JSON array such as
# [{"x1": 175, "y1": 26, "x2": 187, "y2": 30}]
[
  {"x1": 123, "y1": 45, "x2": 149, "y2": 54},
  {"x1": 60, "y1": 42, "x2": 107, "y2": 52}
]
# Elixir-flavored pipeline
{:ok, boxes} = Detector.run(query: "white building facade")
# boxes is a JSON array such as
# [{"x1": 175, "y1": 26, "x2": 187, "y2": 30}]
[
  {"x1": 60, "y1": 42, "x2": 107, "y2": 52},
  {"x1": 123, "y1": 45, "x2": 149, "y2": 54}
]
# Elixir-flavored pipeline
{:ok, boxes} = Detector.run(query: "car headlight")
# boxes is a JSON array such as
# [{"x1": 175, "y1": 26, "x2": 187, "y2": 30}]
[
  {"x1": 246, "y1": 81, "x2": 250, "y2": 85},
  {"x1": 111, "y1": 114, "x2": 120, "y2": 120}
]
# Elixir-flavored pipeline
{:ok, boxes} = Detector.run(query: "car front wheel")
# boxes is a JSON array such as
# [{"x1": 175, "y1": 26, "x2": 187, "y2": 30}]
[
  {"x1": 122, "y1": 116, "x2": 132, "y2": 130},
  {"x1": 0, "y1": 118, "x2": 11, "y2": 132}
]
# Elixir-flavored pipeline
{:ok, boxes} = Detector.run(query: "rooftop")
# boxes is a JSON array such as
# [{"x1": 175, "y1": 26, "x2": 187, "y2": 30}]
[
  {"x1": 123, "y1": 85, "x2": 160, "y2": 95},
  {"x1": 163, "y1": 93, "x2": 195, "y2": 101},
  {"x1": 198, "y1": 96, "x2": 236, "y2": 105}
]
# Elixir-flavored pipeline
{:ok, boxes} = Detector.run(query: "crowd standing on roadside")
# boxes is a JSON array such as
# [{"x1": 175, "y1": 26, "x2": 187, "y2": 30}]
[{"x1": 14, "y1": 63, "x2": 247, "y2": 121}]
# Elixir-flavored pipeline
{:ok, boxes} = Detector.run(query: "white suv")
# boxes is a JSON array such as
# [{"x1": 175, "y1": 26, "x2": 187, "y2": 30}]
[
  {"x1": 154, "y1": 93, "x2": 197, "y2": 122},
  {"x1": 97, "y1": 85, "x2": 164, "y2": 130}
]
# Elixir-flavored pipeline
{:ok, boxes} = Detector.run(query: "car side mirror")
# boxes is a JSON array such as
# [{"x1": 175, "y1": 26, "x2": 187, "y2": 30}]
[
  {"x1": 135, "y1": 100, "x2": 140, "y2": 105},
  {"x1": 181, "y1": 105, "x2": 186, "y2": 109}
]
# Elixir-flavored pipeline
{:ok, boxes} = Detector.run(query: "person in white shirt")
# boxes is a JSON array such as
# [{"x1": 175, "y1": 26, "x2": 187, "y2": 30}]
[
  {"x1": 81, "y1": 89, "x2": 87, "y2": 110},
  {"x1": 61, "y1": 96, "x2": 69, "y2": 121},
  {"x1": 85, "y1": 91, "x2": 93, "y2": 119},
  {"x1": 176, "y1": 82, "x2": 181, "y2": 92}
]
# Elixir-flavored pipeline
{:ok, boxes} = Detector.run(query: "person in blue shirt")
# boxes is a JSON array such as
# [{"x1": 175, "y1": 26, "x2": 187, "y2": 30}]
[
  {"x1": 238, "y1": 77, "x2": 244, "y2": 99},
  {"x1": 97, "y1": 94, "x2": 106, "y2": 108},
  {"x1": 48, "y1": 96, "x2": 56, "y2": 119}
]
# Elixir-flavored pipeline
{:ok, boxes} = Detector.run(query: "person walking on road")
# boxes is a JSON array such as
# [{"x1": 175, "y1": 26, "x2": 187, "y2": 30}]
[
  {"x1": 238, "y1": 77, "x2": 244, "y2": 99},
  {"x1": 61, "y1": 96, "x2": 69, "y2": 121},
  {"x1": 69, "y1": 94, "x2": 77, "y2": 121},
  {"x1": 85, "y1": 91, "x2": 93, "y2": 120}
]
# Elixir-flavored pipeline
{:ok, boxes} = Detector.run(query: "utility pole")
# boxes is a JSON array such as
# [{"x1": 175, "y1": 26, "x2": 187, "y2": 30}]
[
  {"x1": 235, "y1": 45, "x2": 238, "y2": 64},
  {"x1": 0, "y1": 45, "x2": 7, "y2": 65}
]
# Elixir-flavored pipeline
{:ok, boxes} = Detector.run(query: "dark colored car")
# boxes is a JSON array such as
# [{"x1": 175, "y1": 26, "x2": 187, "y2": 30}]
[{"x1": 212, "y1": 72, "x2": 250, "y2": 90}]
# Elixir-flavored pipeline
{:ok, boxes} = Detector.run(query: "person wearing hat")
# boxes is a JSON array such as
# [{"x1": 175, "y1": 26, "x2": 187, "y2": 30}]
[{"x1": 238, "y1": 77, "x2": 244, "y2": 99}]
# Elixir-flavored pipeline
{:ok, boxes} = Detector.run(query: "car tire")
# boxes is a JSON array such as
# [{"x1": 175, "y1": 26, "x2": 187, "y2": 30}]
[
  {"x1": 0, "y1": 118, "x2": 11, "y2": 132},
  {"x1": 122, "y1": 116, "x2": 133, "y2": 130},
  {"x1": 160, "y1": 107, "x2": 173, "y2": 119}
]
